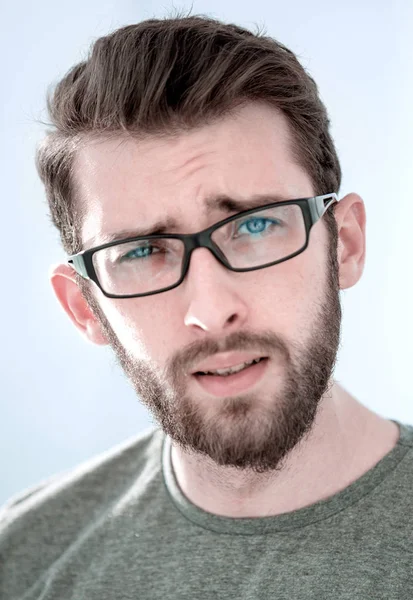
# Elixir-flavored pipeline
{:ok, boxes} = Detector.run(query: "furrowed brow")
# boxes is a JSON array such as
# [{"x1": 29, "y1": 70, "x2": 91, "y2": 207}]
[
  {"x1": 89, "y1": 193, "x2": 292, "y2": 247},
  {"x1": 92, "y1": 217, "x2": 178, "y2": 246}
]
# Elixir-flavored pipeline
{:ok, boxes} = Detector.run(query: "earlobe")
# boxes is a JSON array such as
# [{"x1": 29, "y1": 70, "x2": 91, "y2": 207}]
[{"x1": 49, "y1": 263, "x2": 109, "y2": 346}]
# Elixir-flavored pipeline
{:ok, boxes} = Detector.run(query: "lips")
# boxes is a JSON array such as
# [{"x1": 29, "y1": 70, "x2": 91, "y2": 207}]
[
  {"x1": 196, "y1": 357, "x2": 265, "y2": 376},
  {"x1": 191, "y1": 352, "x2": 268, "y2": 375},
  {"x1": 193, "y1": 356, "x2": 270, "y2": 397}
]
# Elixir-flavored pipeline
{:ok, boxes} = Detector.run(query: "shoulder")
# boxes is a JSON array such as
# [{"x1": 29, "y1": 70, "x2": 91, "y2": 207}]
[{"x1": 0, "y1": 425, "x2": 164, "y2": 592}]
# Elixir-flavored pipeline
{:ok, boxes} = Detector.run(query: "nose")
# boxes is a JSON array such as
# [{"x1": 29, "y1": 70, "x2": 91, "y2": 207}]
[{"x1": 182, "y1": 247, "x2": 249, "y2": 335}]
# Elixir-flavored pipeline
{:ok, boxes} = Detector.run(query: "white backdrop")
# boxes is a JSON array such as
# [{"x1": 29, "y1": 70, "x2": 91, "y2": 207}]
[{"x1": 1, "y1": 0, "x2": 412, "y2": 505}]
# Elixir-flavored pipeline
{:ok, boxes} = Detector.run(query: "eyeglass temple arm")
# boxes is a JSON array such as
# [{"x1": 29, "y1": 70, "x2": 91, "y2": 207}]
[
  {"x1": 310, "y1": 193, "x2": 338, "y2": 223},
  {"x1": 68, "y1": 254, "x2": 90, "y2": 280}
]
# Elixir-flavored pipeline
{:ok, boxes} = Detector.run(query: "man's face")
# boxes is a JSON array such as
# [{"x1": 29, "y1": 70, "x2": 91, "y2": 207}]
[{"x1": 73, "y1": 103, "x2": 342, "y2": 474}]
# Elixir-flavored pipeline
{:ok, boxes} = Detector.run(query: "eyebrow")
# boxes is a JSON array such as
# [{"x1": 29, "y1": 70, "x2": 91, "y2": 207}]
[{"x1": 89, "y1": 193, "x2": 293, "y2": 247}]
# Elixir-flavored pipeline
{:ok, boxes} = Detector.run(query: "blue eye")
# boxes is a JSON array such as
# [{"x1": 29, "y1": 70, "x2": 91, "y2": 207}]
[
  {"x1": 120, "y1": 244, "x2": 162, "y2": 262},
  {"x1": 236, "y1": 217, "x2": 281, "y2": 236}
]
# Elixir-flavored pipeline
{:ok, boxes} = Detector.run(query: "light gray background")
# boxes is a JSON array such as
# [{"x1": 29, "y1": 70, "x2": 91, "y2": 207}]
[{"x1": 1, "y1": 0, "x2": 412, "y2": 505}]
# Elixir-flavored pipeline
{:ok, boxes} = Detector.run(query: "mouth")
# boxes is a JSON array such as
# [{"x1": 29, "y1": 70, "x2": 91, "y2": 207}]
[{"x1": 192, "y1": 357, "x2": 269, "y2": 397}]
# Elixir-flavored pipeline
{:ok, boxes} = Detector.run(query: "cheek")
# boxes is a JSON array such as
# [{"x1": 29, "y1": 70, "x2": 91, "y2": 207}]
[
  {"x1": 96, "y1": 296, "x2": 152, "y2": 359},
  {"x1": 114, "y1": 297, "x2": 180, "y2": 366},
  {"x1": 247, "y1": 256, "x2": 323, "y2": 335},
  {"x1": 252, "y1": 281, "x2": 305, "y2": 337}
]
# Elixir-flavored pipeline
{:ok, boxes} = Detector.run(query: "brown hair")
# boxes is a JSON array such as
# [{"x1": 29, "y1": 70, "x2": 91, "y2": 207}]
[{"x1": 35, "y1": 14, "x2": 341, "y2": 291}]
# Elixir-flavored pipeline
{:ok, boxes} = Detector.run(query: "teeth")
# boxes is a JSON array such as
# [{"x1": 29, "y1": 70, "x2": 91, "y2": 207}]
[{"x1": 201, "y1": 357, "x2": 262, "y2": 376}]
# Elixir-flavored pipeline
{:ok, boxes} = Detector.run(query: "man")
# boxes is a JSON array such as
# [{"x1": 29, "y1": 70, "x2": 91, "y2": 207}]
[{"x1": 1, "y1": 15, "x2": 412, "y2": 600}]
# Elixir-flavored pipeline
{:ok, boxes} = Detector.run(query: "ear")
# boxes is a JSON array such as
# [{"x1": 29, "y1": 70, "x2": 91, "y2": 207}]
[
  {"x1": 334, "y1": 193, "x2": 367, "y2": 290},
  {"x1": 49, "y1": 263, "x2": 109, "y2": 346}
]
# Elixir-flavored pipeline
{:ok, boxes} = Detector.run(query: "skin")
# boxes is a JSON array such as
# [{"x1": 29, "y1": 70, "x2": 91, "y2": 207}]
[{"x1": 50, "y1": 102, "x2": 399, "y2": 518}]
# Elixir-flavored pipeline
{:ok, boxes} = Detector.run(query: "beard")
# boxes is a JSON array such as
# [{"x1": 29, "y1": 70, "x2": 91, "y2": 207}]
[{"x1": 79, "y1": 234, "x2": 342, "y2": 476}]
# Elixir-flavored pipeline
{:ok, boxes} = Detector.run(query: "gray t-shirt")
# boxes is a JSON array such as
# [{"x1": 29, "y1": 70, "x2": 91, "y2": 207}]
[{"x1": 1, "y1": 418, "x2": 412, "y2": 600}]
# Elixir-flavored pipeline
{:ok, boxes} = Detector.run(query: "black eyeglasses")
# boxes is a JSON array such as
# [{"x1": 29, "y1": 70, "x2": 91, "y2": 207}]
[{"x1": 67, "y1": 193, "x2": 338, "y2": 299}]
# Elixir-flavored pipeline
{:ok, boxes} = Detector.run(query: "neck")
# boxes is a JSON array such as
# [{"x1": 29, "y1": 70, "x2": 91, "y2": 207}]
[{"x1": 170, "y1": 382, "x2": 387, "y2": 518}]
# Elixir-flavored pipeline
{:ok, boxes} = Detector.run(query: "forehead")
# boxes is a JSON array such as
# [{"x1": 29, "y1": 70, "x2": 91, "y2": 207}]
[{"x1": 73, "y1": 103, "x2": 313, "y2": 246}]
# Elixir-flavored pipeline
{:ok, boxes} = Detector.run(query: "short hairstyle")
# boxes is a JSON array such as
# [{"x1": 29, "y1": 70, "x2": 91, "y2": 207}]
[{"x1": 36, "y1": 15, "x2": 341, "y2": 286}]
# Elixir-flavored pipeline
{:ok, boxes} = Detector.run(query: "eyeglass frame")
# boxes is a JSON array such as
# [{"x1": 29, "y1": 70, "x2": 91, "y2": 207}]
[{"x1": 67, "y1": 193, "x2": 339, "y2": 299}]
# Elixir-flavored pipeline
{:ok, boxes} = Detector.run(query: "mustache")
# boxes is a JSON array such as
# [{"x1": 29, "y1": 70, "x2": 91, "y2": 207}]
[{"x1": 166, "y1": 330, "x2": 290, "y2": 380}]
